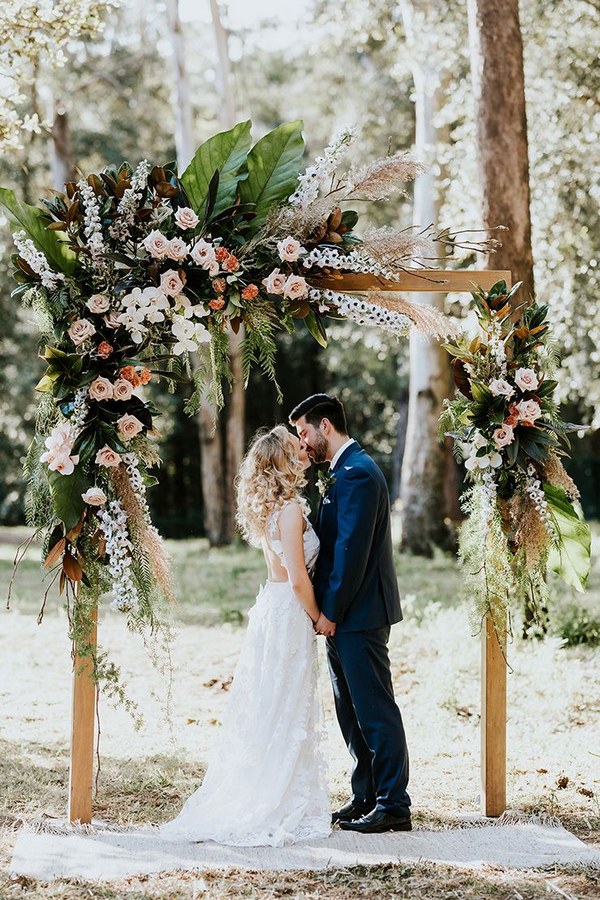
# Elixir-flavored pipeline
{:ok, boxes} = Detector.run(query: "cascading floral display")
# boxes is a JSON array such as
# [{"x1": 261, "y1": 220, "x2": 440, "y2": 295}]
[
  {"x1": 1, "y1": 119, "x2": 476, "y2": 634},
  {"x1": 440, "y1": 280, "x2": 591, "y2": 633}
]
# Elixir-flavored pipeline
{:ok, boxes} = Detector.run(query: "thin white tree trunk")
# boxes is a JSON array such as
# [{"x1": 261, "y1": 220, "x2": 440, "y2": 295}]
[
  {"x1": 168, "y1": 0, "x2": 227, "y2": 544},
  {"x1": 210, "y1": 0, "x2": 245, "y2": 543},
  {"x1": 398, "y1": 0, "x2": 456, "y2": 553}
]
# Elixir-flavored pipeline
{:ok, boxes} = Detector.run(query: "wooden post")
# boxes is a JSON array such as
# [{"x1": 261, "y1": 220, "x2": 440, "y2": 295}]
[
  {"x1": 481, "y1": 617, "x2": 507, "y2": 816},
  {"x1": 68, "y1": 596, "x2": 98, "y2": 824}
]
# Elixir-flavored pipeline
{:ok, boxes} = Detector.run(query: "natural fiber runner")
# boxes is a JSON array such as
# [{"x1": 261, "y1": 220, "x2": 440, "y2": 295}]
[{"x1": 9, "y1": 822, "x2": 600, "y2": 881}]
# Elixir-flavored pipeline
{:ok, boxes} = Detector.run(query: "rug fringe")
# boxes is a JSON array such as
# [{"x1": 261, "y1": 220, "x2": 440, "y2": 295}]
[{"x1": 22, "y1": 815, "x2": 157, "y2": 836}]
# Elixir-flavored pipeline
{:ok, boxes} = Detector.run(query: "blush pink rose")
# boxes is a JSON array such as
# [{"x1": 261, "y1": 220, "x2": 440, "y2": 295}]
[
  {"x1": 174, "y1": 207, "x2": 199, "y2": 230},
  {"x1": 95, "y1": 445, "x2": 121, "y2": 468},
  {"x1": 492, "y1": 424, "x2": 515, "y2": 448},
  {"x1": 81, "y1": 487, "x2": 107, "y2": 506},
  {"x1": 514, "y1": 367, "x2": 539, "y2": 392},
  {"x1": 142, "y1": 230, "x2": 170, "y2": 259},
  {"x1": 489, "y1": 378, "x2": 515, "y2": 399},
  {"x1": 283, "y1": 274, "x2": 308, "y2": 300},
  {"x1": 85, "y1": 293, "x2": 111, "y2": 314},
  {"x1": 277, "y1": 236, "x2": 305, "y2": 262},
  {"x1": 112, "y1": 378, "x2": 134, "y2": 401},
  {"x1": 516, "y1": 398, "x2": 542, "y2": 424},
  {"x1": 117, "y1": 413, "x2": 144, "y2": 441},
  {"x1": 262, "y1": 268, "x2": 287, "y2": 295},
  {"x1": 68, "y1": 318, "x2": 96, "y2": 346},
  {"x1": 166, "y1": 238, "x2": 189, "y2": 262},
  {"x1": 160, "y1": 268, "x2": 186, "y2": 297},
  {"x1": 88, "y1": 376, "x2": 114, "y2": 401}
]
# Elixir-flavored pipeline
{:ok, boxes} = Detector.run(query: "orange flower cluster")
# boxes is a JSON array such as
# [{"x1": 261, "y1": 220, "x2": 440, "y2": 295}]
[
  {"x1": 97, "y1": 341, "x2": 113, "y2": 358},
  {"x1": 209, "y1": 297, "x2": 225, "y2": 311},
  {"x1": 119, "y1": 365, "x2": 152, "y2": 387},
  {"x1": 241, "y1": 284, "x2": 259, "y2": 301}
]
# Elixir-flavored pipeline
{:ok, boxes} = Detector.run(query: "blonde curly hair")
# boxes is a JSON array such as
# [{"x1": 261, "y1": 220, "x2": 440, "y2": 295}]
[{"x1": 236, "y1": 425, "x2": 309, "y2": 548}]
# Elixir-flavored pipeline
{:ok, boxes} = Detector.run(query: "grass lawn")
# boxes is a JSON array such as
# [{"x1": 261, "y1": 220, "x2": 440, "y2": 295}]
[{"x1": 0, "y1": 527, "x2": 599, "y2": 898}]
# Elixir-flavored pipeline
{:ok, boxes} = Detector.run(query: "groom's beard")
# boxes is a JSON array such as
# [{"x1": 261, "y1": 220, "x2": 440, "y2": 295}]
[{"x1": 307, "y1": 432, "x2": 329, "y2": 465}]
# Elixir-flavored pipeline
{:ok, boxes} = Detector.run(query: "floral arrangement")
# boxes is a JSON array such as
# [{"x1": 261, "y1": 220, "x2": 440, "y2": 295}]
[
  {"x1": 440, "y1": 280, "x2": 591, "y2": 633},
  {"x1": 1, "y1": 119, "x2": 488, "y2": 657}
]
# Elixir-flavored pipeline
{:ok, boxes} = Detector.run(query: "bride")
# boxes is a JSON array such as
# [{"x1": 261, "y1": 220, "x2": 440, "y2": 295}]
[{"x1": 161, "y1": 425, "x2": 331, "y2": 846}]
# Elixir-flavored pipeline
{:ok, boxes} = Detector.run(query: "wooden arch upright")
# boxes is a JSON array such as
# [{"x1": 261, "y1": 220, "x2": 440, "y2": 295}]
[{"x1": 68, "y1": 265, "x2": 510, "y2": 824}]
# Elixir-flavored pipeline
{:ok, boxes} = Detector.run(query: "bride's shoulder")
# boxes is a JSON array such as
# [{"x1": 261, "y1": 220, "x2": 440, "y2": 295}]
[{"x1": 276, "y1": 498, "x2": 311, "y2": 529}]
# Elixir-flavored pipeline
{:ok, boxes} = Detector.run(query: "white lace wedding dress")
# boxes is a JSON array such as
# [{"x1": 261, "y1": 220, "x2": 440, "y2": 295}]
[{"x1": 160, "y1": 505, "x2": 330, "y2": 846}]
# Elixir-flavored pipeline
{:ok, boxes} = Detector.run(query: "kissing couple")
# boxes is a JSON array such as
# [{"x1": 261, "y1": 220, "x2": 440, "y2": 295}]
[{"x1": 161, "y1": 393, "x2": 411, "y2": 845}]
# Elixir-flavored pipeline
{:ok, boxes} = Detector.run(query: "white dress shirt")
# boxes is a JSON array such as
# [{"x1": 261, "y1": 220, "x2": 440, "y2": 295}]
[{"x1": 329, "y1": 438, "x2": 356, "y2": 470}]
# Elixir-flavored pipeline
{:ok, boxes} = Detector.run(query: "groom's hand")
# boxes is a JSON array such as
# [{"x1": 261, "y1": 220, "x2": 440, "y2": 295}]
[{"x1": 315, "y1": 612, "x2": 336, "y2": 637}]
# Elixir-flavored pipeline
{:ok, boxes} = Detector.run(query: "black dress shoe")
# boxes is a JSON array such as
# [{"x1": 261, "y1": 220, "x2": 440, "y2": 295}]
[
  {"x1": 331, "y1": 800, "x2": 374, "y2": 824},
  {"x1": 339, "y1": 808, "x2": 412, "y2": 833}
]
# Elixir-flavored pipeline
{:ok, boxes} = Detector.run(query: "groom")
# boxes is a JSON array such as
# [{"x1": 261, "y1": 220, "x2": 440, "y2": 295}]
[{"x1": 290, "y1": 393, "x2": 411, "y2": 833}]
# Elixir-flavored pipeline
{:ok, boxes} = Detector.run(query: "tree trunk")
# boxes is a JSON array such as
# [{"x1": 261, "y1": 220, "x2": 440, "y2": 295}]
[
  {"x1": 467, "y1": 0, "x2": 535, "y2": 302},
  {"x1": 211, "y1": 0, "x2": 246, "y2": 543},
  {"x1": 398, "y1": 0, "x2": 457, "y2": 554},
  {"x1": 167, "y1": 0, "x2": 229, "y2": 544},
  {"x1": 49, "y1": 99, "x2": 76, "y2": 189}
]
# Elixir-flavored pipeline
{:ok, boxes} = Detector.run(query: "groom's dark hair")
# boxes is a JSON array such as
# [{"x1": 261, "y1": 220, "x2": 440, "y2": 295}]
[{"x1": 289, "y1": 393, "x2": 348, "y2": 435}]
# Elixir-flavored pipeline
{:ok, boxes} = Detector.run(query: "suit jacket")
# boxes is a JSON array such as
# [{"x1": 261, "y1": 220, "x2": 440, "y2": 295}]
[{"x1": 313, "y1": 442, "x2": 402, "y2": 632}]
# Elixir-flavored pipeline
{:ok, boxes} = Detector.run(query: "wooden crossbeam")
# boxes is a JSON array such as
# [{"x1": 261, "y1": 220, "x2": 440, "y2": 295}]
[{"x1": 309, "y1": 267, "x2": 512, "y2": 294}]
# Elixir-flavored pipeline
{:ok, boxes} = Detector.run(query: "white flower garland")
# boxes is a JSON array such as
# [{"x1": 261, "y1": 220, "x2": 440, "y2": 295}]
[
  {"x1": 524, "y1": 465, "x2": 557, "y2": 538},
  {"x1": 311, "y1": 288, "x2": 412, "y2": 335},
  {"x1": 109, "y1": 159, "x2": 152, "y2": 240},
  {"x1": 97, "y1": 499, "x2": 139, "y2": 612},
  {"x1": 70, "y1": 387, "x2": 90, "y2": 437},
  {"x1": 289, "y1": 125, "x2": 356, "y2": 208},
  {"x1": 78, "y1": 179, "x2": 107, "y2": 269},
  {"x1": 12, "y1": 230, "x2": 64, "y2": 290}
]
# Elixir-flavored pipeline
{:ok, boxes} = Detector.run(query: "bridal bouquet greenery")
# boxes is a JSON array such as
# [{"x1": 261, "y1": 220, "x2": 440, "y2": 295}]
[
  {"x1": 1, "y1": 119, "x2": 479, "y2": 635},
  {"x1": 440, "y1": 280, "x2": 591, "y2": 633}
]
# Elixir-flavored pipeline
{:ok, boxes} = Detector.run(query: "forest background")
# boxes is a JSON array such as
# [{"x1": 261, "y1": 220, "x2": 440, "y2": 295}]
[{"x1": 0, "y1": 0, "x2": 598, "y2": 555}]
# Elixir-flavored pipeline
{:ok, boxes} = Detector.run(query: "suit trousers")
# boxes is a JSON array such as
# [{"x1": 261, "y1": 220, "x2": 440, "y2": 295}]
[{"x1": 326, "y1": 626, "x2": 410, "y2": 816}]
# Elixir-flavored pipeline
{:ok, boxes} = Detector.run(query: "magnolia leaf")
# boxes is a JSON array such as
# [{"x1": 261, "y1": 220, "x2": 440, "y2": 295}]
[
  {"x1": 239, "y1": 120, "x2": 304, "y2": 233},
  {"x1": 544, "y1": 483, "x2": 591, "y2": 593},
  {"x1": 304, "y1": 310, "x2": 328, "y2": 348},
  {"x1": 180, "y1": 120, "x2": 252, "y2": 222},
  {"x1": 0, "y1": 187, "x2": 77, "y2": 275},
  {"x1": 48, "y1": 466, "x2": 89, "y2": 532},
  {"x1": 44, "y1": 537, "x2": 66, "y2": 569}
]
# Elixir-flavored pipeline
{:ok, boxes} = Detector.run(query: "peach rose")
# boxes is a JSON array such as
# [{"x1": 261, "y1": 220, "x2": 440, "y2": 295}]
[
  {"x1": 85, "y1": 293, "x2": 111, "y2": 314},
  {"x1": 81, "y1": 487, "x2": 107, "y2": 506},
  {"x1": 95, "y1": 445, "x2": 121, "y2": 468},
  {"x1": 283, "y1": 274, "x2": 308, "y2": 300},
  {"x1": 88, "y1": 376, "x2": 114, "y2": 401},
  {"x1": 492, "y1": 424, "x2": 515, "y2": 448},
  {"x1": 223, "y1": 254, "x2": 239, "y2": 272},
  {"x1": 112, "y1": 378, "x2": 134, "y2": 401},
  {"x1": 142, "y1": 229, "x2": 170, "y2": 259},
  {"x1": 241, "y1": 284, "x2": 259, "y2": 300},
  {"x1": 166, "y1": 238, "x2": 189, "y2": 262},
  {"x1": 262, "y1": 268, "x2": 287, "y2": 295},
  {"x1": 174, "y1": 207, "x2": 199, "y2": 230},
  {"x1": 160, "y1": 268, "x2": 186, "y2": 297},
  {"x1": 277, "y1": 236, "x2": 305, "y2": 262},
  {"x1": 117, "y1": 413, "x2": 144, "y2": 441},
  {"x1": 516, "y1": 398, "x2": 542, "y2": 424},
  {"x1": 514, "y1": 367, "x2": 539, "y2": 392},
  {"x1": 68, "y1": 318, "x2": 96, "y2": 346}
]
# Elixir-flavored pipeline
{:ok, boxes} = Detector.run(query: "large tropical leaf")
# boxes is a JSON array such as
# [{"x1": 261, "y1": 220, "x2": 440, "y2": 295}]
[
  {"x1": 0, "y1": 188, "x2": 78, "y2": 275},
  {"x1": 544, "y1": 483, "x2": 591, "y2": 593},
  {"x1": 239, "y1": 120, "x2": 304, "y2": 234},
  {"x1": 180, "y1": 120, "x2": 252, "y2": 222},
  {"x1": 49, "y1": 466, "x2": 90, "y2": 532}
]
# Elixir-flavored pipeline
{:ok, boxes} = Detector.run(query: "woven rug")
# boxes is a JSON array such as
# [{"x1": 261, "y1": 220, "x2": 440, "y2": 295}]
[{"x1": 9, "y1": 821, "x2": 600, "y2": 881}]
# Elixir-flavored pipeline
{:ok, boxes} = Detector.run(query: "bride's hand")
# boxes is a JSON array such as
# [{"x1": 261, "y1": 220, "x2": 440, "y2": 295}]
[{"x1": 314, "y1": 612, "x2": 336, "y2": 637}]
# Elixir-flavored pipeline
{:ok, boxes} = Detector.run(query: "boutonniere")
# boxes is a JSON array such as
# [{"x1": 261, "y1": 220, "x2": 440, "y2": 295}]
[{"x1": 317, "y1": 469, "x2": 336, "y2": 498}]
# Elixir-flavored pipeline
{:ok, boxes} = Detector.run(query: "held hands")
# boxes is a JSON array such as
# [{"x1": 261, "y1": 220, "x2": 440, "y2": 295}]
[{"x1": 314, "y1": 612, "x2": 336, "y2": 638}]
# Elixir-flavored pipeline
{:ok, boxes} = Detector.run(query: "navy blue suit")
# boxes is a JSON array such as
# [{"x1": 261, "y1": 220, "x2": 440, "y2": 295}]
[{"x1": 314, "y1": 442, "x2": 410, "y2": 816}]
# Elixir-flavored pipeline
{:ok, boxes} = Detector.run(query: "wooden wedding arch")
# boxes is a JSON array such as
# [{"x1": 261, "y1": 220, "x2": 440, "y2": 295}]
[{"x1": 69, "y1": 265, "x2": 511, "y2": 824}]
